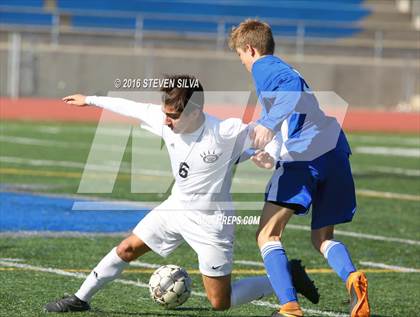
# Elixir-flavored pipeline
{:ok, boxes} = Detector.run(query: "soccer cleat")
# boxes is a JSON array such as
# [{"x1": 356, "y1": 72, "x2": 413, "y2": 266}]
[
  {"x1": 290, "y1": 259, "x2": 320, "y2": 304},
  {"x1": 44, "y1": 294, "x2": 90, "y2": 313},
  {"x1": 271, "y1": 301, "x2": 304, "y2": 317},
  {"x1": 346, "y1": 271, "x2": 370, "y2": 317}
]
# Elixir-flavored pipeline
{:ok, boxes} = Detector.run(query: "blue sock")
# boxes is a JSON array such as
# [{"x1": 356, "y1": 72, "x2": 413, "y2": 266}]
[
  {"x1": 323, "y1": 240, "x2": 356, "y2": 282},
  {"x1": 261, "y1": 241, "x2": 297, "y2": 304}
]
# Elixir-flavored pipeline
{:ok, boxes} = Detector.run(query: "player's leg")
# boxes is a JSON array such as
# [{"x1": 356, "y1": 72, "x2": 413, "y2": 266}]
[
  {"x1": 257, "y1": 160, "x2": 317, "y2": 316},
  {"x1": 182, "y1": 208, "x2": 275, "y2": 310},
  {"x1": 310, "y1": 149, "x2": 369, "y2": 317},
  {"x1": 202, "y1": 274, "x2": 232, "y2": 310},
  {"x1": 257, "y1": 202, "x2": 303, "y2": 317},
  {"x1": 230, "y1": 275, "x2": 274, "y2": 307},
  {"x1": 312, "y1": 226, "x2": 369, "y2": 317},
  {"x1": 45, "y1": 200, "x2": 178, "y2": 313},
  {"x1": 311, "y1": 225, "x2": 356, "y2": 283},
  {"x1": 44, "y1": 234, "x2": 151, "y2": 312},
  {"x1": 202, "y1": 264, "x2": 317, "y2": 310},
  {"x1": 74, "y1": 234, "x2": 151, "y2": 302},
  {"x1": 200, "y1": 260, "x2": 275, "y2": 310},
  {"x1": 185, "y1": 209, "x2": 317, "y2": 311}
]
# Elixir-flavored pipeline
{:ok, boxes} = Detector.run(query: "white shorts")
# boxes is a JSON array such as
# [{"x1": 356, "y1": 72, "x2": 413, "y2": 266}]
[{"x1": 132, "y1": 197, "x2": 235, "y2": 277}]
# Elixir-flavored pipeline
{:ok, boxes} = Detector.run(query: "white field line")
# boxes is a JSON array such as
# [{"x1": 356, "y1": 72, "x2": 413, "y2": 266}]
[
  {"x1": 0, "y1": 156, "x2": 171, "y2": 177},
  {"x1": 352, "y1": 166, "x2": 420, "y2": 177},
  {"x1": 130, "y1": 261, "x2": 160, "y2": 269},
  {"x1": 0, "y1": 135, "x2": 70, "y2": 147},
  {"x1": 348, "y1": 135, "x2": 420, "y2": 146},
  {"x1": 0, "y1": 135, "x2": 161, "y2": 154},
  {"x1": 0, "y1": 260, "x2": 346, "y2": 317},
  {"x1": 288, "y1": 224, "x2": 420, "y2": 246},
  {"x1": 359, "y1": 261, "x2": 420, "y2": 273},
  {"x1": 0, "y1": 258, "x2": 25, "y2": 262},
  {"x1": 355, "y1": 146, "x2": 420, "y2": 158},
  {"x1": 234, "y1": 260, "x2": 265, "y2": 267},
  {"x1": 238, "y1": 260, "x2": 420, "y2": 273},
  {"x1": 1, "y1": 125, "x2": 157, "y2": 138},
  {"x1": 356, "y1": 189, "x2": 420, "y2": 201},
  {"x1": 33, "y1": 126, "x2": 156, "y2": 138}
]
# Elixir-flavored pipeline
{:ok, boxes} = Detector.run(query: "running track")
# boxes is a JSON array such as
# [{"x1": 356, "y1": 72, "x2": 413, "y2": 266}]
[{"x1": 1, "y1": 98, "x2": 419, "y2": 133}]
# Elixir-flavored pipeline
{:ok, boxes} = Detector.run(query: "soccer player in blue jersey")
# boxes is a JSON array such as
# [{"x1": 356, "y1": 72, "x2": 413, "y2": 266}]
[{"x1": 229, "y1": 20, "x2": 370, "y2": 317}]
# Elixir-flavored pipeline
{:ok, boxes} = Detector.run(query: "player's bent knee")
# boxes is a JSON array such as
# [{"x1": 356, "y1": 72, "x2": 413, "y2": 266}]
[
  {"x1": 311, "y1": 228, "x2": 334, "y2": 253},
  {"x1": 116, "y1": 240, "x2": 136, "y2": 262},
  {"x1": 311, "y1": 236, "x2": 323, "y2": 252},
  {"x1": 256, "y1": 229, "x2": 281, "y2": 249}
]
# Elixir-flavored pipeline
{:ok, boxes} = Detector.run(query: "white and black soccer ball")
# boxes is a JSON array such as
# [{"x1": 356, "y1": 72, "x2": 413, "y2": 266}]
[{"x1": 148, "y1": 264, "x2": 192, "y2": 309}]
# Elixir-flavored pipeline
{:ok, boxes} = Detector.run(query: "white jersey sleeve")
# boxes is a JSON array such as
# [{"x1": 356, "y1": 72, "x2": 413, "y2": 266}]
[
  {"x1": 85, "y1": 96, "x2": 164, "y2": 136},
  {"x1": 218, "y1": 118, "x2": 280, "y2": 160},
  {"x1": 218, "y1": 118, "x2": 252, "y2": 144}
]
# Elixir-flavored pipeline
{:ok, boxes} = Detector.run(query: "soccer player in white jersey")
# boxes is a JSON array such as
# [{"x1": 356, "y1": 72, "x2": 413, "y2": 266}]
[{"x1": 45, "y1": 75, "x2": 318, "y2": 313}]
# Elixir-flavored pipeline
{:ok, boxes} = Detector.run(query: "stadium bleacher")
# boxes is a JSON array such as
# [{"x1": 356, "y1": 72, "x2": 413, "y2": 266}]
[{"x1": 0, "y1": 0, "x2": 370, "y2": 38}]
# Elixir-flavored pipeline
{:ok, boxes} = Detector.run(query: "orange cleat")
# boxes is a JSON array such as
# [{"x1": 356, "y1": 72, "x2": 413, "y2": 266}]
[
  {"x1": 346, "y1": 271, "x2": 370, "y2": 317},
  {"x1": 271, "y1": 301, "x2": 304, "y2": 317}
]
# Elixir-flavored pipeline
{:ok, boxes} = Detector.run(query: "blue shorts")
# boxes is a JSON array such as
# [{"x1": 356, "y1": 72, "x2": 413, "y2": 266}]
[{"x1": 265, "y1": 149, "x2": 356, "y2": 230}]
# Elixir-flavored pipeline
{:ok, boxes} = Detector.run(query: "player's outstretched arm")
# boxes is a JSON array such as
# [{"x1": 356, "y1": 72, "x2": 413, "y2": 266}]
[
  {"x1": 63, "y1": 94, "x2": 88, "y2": 106},
  {"x1": 63, "y1": 95, "x2": 164, "y2": 136}
]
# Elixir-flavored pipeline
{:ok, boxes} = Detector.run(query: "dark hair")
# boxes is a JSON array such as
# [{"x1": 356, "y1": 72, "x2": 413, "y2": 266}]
[
  {"x1": 160, "y1": 74, "x2": 204, "y2": 114},
  {"x1": 228, "y1": 19, "x2": 275, "y2": 55}
]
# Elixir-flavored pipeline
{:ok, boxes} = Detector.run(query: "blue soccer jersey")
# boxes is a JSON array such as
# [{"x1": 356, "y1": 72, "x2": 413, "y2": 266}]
[
  {"x1": 252, "y1": 55, "x2": 356, "y2": 228},
  {"x1": 252, "y1": 55, "x2": 351, "y2": 162}
]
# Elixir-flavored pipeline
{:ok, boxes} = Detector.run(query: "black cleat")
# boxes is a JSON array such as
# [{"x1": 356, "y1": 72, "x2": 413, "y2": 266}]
[
  {"x1": 290, "y1": 259, "x2": 320, "y2": 304},
  {"x1": 44, "y1": 294, "x2": 90, "y2": 312}
]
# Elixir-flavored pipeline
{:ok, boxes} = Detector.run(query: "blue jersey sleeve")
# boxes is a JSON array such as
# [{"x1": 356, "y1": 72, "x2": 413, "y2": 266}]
[
  {"x1": 256, "y1": 78, "x2": 302, "y2": 132},
  {"x1": 252, "y1": 56, "x2": 305, "y2": 133}
]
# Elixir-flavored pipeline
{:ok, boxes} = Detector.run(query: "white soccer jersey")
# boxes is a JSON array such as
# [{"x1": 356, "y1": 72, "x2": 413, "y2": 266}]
[
  {"x1": 86, "y1": 96, "x2": 276, "y2": 210},
  {"x1": 85, "y1": 95, "x2": 279, "y2": 276}
]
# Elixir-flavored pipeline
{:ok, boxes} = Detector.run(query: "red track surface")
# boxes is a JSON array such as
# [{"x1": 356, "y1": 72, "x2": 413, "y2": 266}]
[{"x1": 1, "y1": 98, "x2": 419, "y2": 133}]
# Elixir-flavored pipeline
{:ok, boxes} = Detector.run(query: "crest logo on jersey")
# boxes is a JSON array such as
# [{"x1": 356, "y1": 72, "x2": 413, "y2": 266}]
[{"x1": 200, "y1": 150, "x2": 221, "y2": 163}]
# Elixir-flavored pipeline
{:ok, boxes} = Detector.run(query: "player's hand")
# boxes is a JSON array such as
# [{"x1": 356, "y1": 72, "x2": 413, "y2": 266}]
[
  {"x1": 252, "y1": 124, "x2": 275, "y2": 149},
  {"x1": 251, "y1": 150, "x2": 275, "y2": 169},
  {"x1": 62, "y1": 94, "x2": 88, "y2": 106}
]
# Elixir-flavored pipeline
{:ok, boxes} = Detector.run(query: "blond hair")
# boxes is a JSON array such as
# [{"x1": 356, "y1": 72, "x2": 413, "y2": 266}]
[{"x1": 228, "y1": 19, "x2": 275, "y2": 55}]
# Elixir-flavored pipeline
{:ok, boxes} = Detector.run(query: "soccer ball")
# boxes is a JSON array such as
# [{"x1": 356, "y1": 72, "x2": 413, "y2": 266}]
[{"x1": 148, "y1": 264, "x2": 192, "y2": 309}]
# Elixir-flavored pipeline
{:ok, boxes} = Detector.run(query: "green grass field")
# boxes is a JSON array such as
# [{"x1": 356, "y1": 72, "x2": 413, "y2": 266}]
[{"x1": 1, "y1": 120, "x2": 419, "y2": 317}]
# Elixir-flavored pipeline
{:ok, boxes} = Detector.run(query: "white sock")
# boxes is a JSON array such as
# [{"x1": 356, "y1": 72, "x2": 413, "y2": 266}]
[
  {"x1": 230, "y1": 276, "x2": 273, "y2": 307},
  {"x1": 75, "y1": 247, "x2": 128, "y2": 302}
]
